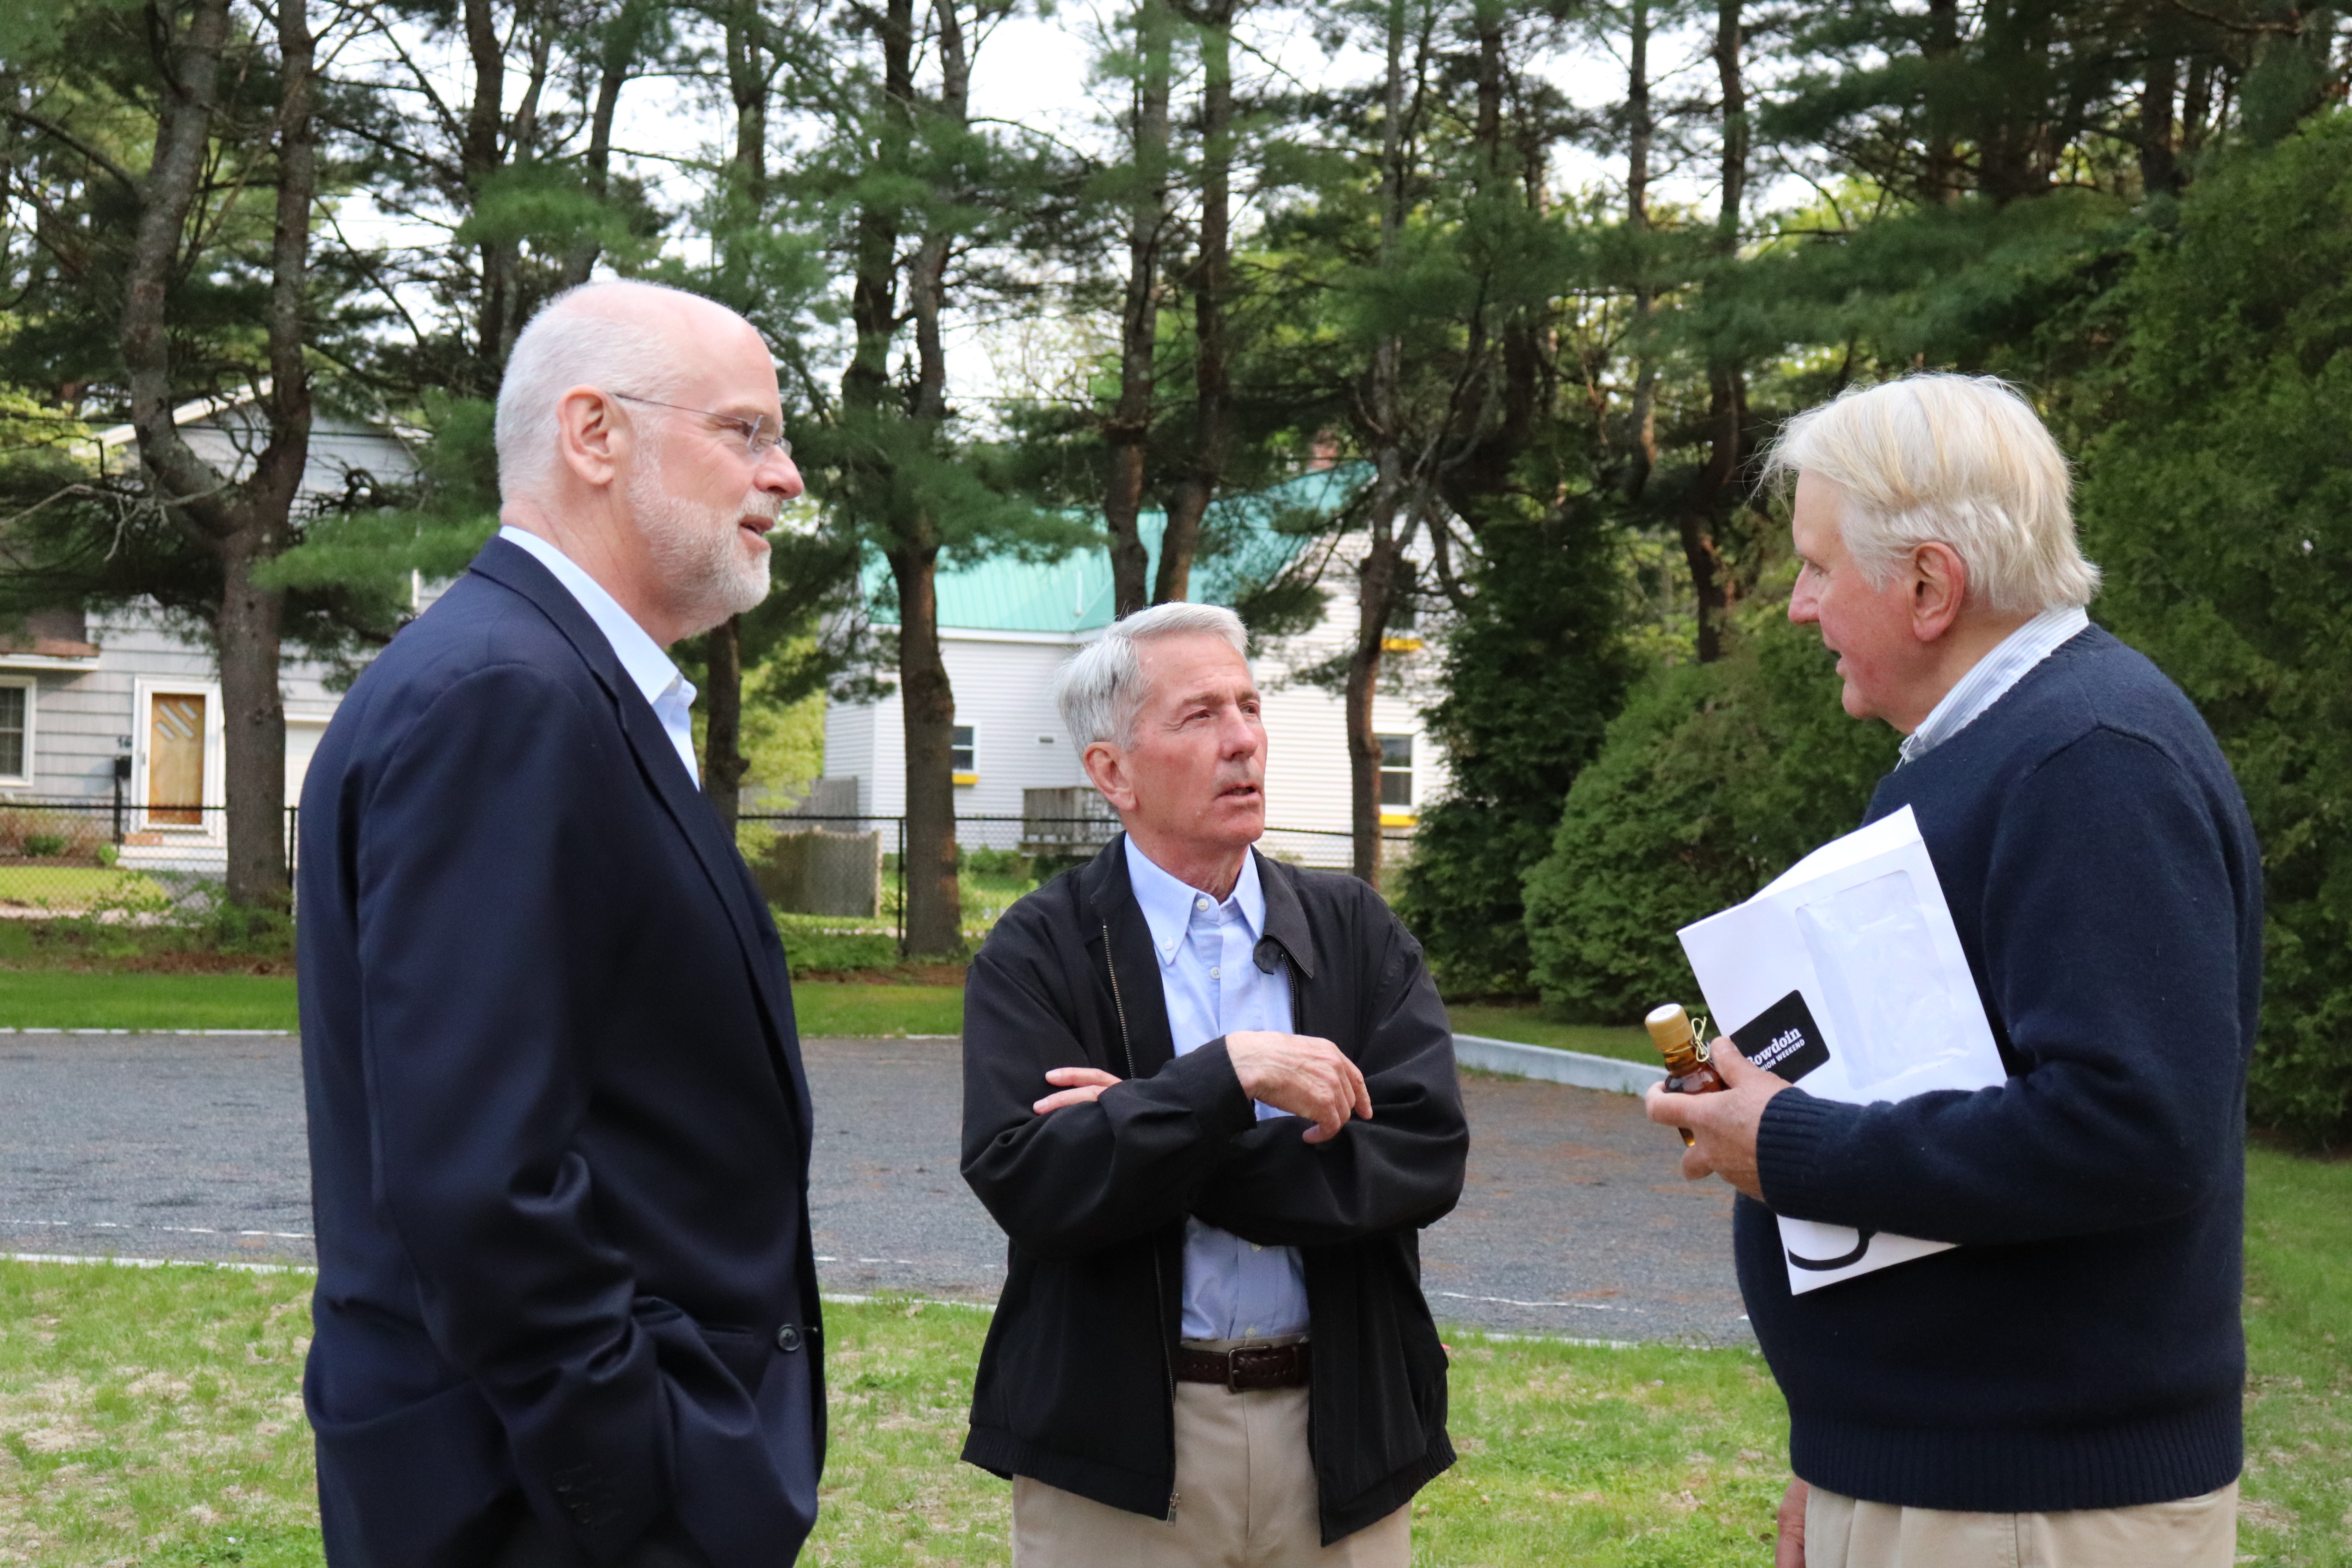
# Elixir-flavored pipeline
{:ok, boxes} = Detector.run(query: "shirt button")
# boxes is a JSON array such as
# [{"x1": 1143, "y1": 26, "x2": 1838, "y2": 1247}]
[
  {"x1": 1196, "y1": 897, "x2": 1212, "y2": 911},
  {"x1": 1210, "y1": 966, "x2": 1220, "y2": 978}
]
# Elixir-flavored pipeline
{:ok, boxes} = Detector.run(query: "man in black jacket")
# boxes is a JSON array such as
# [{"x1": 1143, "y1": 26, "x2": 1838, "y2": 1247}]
[{"x1": 960, "y1": 601, "x2": 1467, "y2": 1566}]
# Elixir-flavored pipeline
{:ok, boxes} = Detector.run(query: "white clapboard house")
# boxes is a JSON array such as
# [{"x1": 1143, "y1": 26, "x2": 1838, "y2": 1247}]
[
  {"x1": 821, "y1": 466, "x2": 1450, "y2": 868},
  {"x1": 0, "y1": 395, "x2": 418, "y2": 875}
]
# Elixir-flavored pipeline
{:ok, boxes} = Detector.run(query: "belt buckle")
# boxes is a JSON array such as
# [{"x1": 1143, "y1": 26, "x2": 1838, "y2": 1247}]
[{"x1": 1225, "y1": 1346, "x2": 1276, "y2": 1393}]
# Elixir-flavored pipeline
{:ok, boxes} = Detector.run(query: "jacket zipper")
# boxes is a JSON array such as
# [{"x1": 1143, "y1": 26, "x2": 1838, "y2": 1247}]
[{"x1": 1102, "y1": 919, "x2": 1180, "y2": 1522}]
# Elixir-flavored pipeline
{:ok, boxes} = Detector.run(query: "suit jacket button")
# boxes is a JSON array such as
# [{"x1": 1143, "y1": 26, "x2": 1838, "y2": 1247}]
[{"x1": 776, "y1": 1323, "x2": 802, "y2": 1353}]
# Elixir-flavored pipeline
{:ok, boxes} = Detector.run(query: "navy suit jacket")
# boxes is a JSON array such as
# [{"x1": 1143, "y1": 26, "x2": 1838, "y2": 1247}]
[{"x1": 297, "y1": 537, "x2": 824, "y2": 1567}]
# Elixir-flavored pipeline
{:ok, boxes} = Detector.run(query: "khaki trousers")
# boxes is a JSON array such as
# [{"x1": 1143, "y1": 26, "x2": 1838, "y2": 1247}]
[
  {"x1": 1011, "y1": 1381, "x2": 1410, "y2": 1568},
  {"x1": 1805, "y1": 1481, "x2": 2239, "y2": 1568}
]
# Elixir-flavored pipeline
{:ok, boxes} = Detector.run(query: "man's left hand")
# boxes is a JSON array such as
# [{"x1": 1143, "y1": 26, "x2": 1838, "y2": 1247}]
[
  {"x1": 1642, "y1": 1044, "x2": 1792, "y2": 1201},
  {"x1": 1034, "y1": 1066, "x2": 1121, "y2": 1114}
]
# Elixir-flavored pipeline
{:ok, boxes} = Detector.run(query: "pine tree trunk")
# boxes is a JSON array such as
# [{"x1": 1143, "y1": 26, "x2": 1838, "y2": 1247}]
[
  {"x1": 218, "y1": 545, "x2": 289, "y2": 905},
  {"x1": 1350, "y1": 0, "x2": 1415, "y2": 890},
  {"x1": 1624, "y1": 0, "x2": 1658, "y2": 503},
  {"x1": 703, "y1": 615, "x2": 750, "y2": 833},
  {"x1": 1155, "y1": 0, "x2": 1234, "y2": 607},
  {"x1": 1104, "y1": 0, "x2": 1171, "y2": 618},
  {"x1": 892, "y1": 546, "x2": 962, "y2": 955},
  {"x1": 561, "y1": 0, "x2": 644, "y2": 286},
  {"x1": 461, "y1": 0, "x2": 517, "y2": 375},
  {"x1": 1346, "y1": 525, "x2": 1404, "y2": 888},
  {"x1": 1671, "y1": 0, "x2": 1746, "y2": 666},
  {"x1": 891, "y1": 0, "x2": 971, "y2": 956}
]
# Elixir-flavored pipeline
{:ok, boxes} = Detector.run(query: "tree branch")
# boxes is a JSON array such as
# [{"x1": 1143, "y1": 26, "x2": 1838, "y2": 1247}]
[{"x1": 1, "y1": 105, "x2": 139, "y2": 194}]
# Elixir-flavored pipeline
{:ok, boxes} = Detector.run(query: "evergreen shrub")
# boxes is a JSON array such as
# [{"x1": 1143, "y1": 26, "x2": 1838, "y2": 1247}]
[
  {"x1": 1394, "y1": 509, "x2": 1637, "y2": 996},
  {"x1": 1521, "y1": 605, "x2": 1895, "y2": 1024},
  {"x1": 2070, "y1": 111, "x2": 2352, "y2": 1142}
]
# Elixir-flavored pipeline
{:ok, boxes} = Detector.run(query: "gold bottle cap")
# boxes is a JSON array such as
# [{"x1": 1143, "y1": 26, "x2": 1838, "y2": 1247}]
[{"x1": 1644, "y1": 1002, "x2": 1695, "y2": 1054}]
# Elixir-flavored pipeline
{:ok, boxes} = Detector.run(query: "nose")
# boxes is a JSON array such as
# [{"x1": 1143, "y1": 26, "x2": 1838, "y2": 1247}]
[
  {"x1": 1789, "y1": 567, "x2": 1820, "y2": 626},
  {"x1": 1218, "y1": 705, "x2": 1263, "y2": 759},
  {"x1": 757, "y1": 447, "x2": 805, "y2": 501}
]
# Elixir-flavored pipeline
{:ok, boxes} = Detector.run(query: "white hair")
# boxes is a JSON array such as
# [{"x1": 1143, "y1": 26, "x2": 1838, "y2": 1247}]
[
  {"x1": 1055, "y1": 601, "x2": 1249, "y2": 750},
  {"x1": 493, "y1": 280, "x2": 707, "y2": 502},
  {"x1": 1761, "y1": 372, "x2": 2100, "y2": 615}
]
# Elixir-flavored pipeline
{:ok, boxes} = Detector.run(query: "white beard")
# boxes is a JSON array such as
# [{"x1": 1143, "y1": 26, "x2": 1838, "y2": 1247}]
[{"x1": 628, "y1": 446, "x2": 775, "y2": 633}]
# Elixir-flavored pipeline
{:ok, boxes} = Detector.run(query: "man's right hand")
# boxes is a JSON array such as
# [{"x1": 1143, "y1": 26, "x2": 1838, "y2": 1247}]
[
  {"x1": 1777, "y1": 1476, "x2": 1808, "y2": 1568},
  {"x1": 1224, "y1": 1031, "x2": 1372, "y2": 1143}
]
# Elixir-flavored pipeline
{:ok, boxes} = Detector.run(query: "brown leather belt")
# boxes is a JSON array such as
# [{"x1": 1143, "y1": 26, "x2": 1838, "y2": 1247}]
[{"x1": 1176, "y1": 1341, "x2": 1312, "y2": 1392}]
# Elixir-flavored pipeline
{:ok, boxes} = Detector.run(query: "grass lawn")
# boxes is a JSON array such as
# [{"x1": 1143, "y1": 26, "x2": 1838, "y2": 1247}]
[
  {"x1": 0, "y1": 867, "x2": 171, "y2": 913},
  {"x1": 0, "y1": 971, "x2": 300, "y2": 1032},
  {"x1": 0, "y1": 1151, "x2": 2339, "y2": 1564},
  {"x1": 1446, "y1": 1002, "x2": 1657, "y2": 1065},
  {"x1": 0, "y1": 972, "x2": 964, "y2": 1038}
]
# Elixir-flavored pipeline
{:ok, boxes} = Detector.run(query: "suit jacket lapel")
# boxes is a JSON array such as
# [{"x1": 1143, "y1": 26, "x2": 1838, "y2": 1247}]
[{"x1": 468, "y1": 539, "x2": 811, "y2": 1145}]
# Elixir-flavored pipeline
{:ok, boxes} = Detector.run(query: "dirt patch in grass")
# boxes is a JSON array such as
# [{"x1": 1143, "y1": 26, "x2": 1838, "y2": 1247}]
[{"x1": 793, "y1": 962, "x2": 968, "y2": 986}]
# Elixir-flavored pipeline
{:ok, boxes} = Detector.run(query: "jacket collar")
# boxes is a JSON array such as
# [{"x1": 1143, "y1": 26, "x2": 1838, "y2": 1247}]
[
  {"x1": 467, "y1": 537, "x2": 813, "y2": 1146},
  {"x1": 1081, "y1": 832, "x2": 1319, "y2": 984}
]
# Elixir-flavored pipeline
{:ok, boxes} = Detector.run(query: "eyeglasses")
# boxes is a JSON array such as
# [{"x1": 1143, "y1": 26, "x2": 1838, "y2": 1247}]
[{"x1": 610, "y1": 393, "x2": 793, "y2": 464}]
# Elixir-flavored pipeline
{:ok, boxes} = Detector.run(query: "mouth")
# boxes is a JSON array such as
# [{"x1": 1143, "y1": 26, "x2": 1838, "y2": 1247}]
[
  {"x1": 1218, "y1": 782, "x2": 1262, "y2": 803},
  {"x1": 739, "y1": 514, "x2": 775, "y2": 549}
]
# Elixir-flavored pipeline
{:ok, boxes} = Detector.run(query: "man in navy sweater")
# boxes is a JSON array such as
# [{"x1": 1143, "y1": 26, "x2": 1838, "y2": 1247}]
[{"x1": 1648, "y1": 374, "x2": 2260, "y2": 1568}]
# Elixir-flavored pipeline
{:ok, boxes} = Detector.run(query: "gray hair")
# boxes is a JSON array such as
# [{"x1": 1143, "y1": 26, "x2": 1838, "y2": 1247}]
[
  {"x1": 493, "y1": 280, "x2": 703, "y2": 502},
  {"x1": 1055, "y1": 601, "x2": 1249, "y2": 750},
  {"x1": 1761, "y1": 372, "x2": 2100, "y2": 615}
]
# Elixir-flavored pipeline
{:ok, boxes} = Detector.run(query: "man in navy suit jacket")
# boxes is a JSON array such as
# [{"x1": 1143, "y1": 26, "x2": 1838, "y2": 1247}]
[{"x1": 299, "y1": 281, "x2": 822, "y2": 1567}]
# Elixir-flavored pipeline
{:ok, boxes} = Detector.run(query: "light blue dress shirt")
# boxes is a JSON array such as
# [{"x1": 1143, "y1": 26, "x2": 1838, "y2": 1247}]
[
  {"x1": 1898, "y1": 604, "x2": 2090, "y2": 767},
  {"x1": 497, "y1": 525, "x2": 701, "y2": 786},
  {"x1": 1123, "y1": 837, "x2": 1312, "y2": 1343}
]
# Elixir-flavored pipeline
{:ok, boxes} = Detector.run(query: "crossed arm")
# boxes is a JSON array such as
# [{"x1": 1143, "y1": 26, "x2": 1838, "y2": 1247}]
[{"x1": 960, "y1": 914, "x2": 1467, "y2": 1261}]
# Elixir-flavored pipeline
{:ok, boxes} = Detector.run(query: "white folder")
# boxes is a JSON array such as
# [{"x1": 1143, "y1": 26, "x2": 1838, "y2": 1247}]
[{"x1": 1675, "y1": 806, "x2": 2007, "y2": 1293}]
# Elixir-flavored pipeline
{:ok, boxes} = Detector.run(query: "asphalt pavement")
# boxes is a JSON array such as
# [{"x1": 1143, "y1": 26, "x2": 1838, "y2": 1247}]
[{"x1": 0, "y1": 1032, "x2": 1750, "y2": 1343}]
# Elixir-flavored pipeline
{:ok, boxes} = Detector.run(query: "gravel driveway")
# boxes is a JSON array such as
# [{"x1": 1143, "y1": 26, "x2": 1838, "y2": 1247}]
[{"x1": 0, "y1": 1032, "x2": 1751, "y2": 1343}]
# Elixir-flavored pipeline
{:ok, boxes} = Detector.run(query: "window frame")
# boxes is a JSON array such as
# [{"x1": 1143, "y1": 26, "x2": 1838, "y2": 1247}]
[
  {"x1": 1376, "y1": 731, "x2": 1416, "y2": 821},
  {"x1": 951, "y1": 722, "x2": 978, "y2": 786},
  {"x1": 0, "y1": 678, "x2": 34, "y2": 788}
]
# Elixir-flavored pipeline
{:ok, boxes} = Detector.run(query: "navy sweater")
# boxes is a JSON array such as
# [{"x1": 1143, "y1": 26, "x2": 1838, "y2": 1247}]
[{"x1": 1739, "y1": 625, "x2": 2262, "y2": 1513}]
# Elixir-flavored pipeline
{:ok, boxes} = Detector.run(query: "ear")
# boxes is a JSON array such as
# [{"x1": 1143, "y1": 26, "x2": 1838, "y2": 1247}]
[
  {"x1": 1907, "y1": 541, "x2": 1969, "y2": 643},
  {"x1": 556, "y1": 386, "x2": 628, "y2": 489},
  {"x1": 1082, "y1": 741, "x2": 1139, "y2": 816}
]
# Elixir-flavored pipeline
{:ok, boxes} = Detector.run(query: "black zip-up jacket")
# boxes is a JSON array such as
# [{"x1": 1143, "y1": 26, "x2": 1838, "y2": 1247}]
[{"x1": 958, "y1": 836, "x2": 1467, "y2": 1544}]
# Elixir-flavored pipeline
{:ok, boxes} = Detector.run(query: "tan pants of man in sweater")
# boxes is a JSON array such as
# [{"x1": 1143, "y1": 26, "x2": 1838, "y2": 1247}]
[{"x1": 1801, "y1": 1480, "x2": 2239, "y2": 1568}]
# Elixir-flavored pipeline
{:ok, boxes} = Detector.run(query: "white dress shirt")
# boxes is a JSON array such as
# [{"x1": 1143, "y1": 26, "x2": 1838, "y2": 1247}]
[
  {"x1": 1898, "y1": 604, "x2": 2090, "y2": 767},
  {"x1": 1123, "y1": 837, "x2": 1312, "y2": 1343},
  {"x1": 498, "y1": 525, "x2": 701, "y2": 786}
]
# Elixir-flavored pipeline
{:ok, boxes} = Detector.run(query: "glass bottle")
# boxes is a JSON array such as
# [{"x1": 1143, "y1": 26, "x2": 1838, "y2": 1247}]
[{"x1": 1645, "y1": 1002, "x2": 1726, "y2": 1146}]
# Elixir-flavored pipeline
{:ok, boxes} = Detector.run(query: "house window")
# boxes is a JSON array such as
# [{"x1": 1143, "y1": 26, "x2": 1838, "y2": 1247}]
[
  {"x1": 0, "y1": 685, "x2": 27, "y2": 781},
  {"x1": 1378, "y1": 733, "x2": 1414, "y2": 808},
  {"x1": 951, "y1": 724, "x2": 977, "y2": 785}
]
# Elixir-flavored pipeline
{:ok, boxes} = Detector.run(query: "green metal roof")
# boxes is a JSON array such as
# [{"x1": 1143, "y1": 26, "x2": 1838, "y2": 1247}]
[{"x1": 862, "y1": 465, "x2": 1368, "y2": 635}]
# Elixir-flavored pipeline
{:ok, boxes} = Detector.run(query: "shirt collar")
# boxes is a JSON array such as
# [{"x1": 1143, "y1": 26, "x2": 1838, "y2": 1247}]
[
  {"x1": 497, "y1": 524, "x2": 694, "y2": 716},
  {"x1": 1900, "y1": 604, "x2": 2089, "y2": 765},
  {"x1": 1123, "y1": 835, "x2": 1265, "y2": 965}
]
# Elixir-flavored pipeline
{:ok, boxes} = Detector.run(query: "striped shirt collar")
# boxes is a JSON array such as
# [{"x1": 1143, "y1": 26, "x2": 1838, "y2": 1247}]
[{"x1": 1898, "y1": 605, "x2": 2090, "y2": 766}]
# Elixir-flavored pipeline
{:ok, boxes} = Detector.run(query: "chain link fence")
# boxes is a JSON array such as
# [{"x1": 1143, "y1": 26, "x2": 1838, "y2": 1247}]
[
  {"x1": 741, "y1": 795, "x2": 1414, "y2": 954},
  {"x1": 0, "y1": 791, "x2": 1410, "y2": 949},
  {"x1": 0, "y1": 799, "x2": 298, "y2": 920}
]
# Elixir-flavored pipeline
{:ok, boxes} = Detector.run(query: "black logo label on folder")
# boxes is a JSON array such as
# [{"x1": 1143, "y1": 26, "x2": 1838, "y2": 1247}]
[{"x1": 1730, "y1": 989, "x2": 1831, "y2": 1083}]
